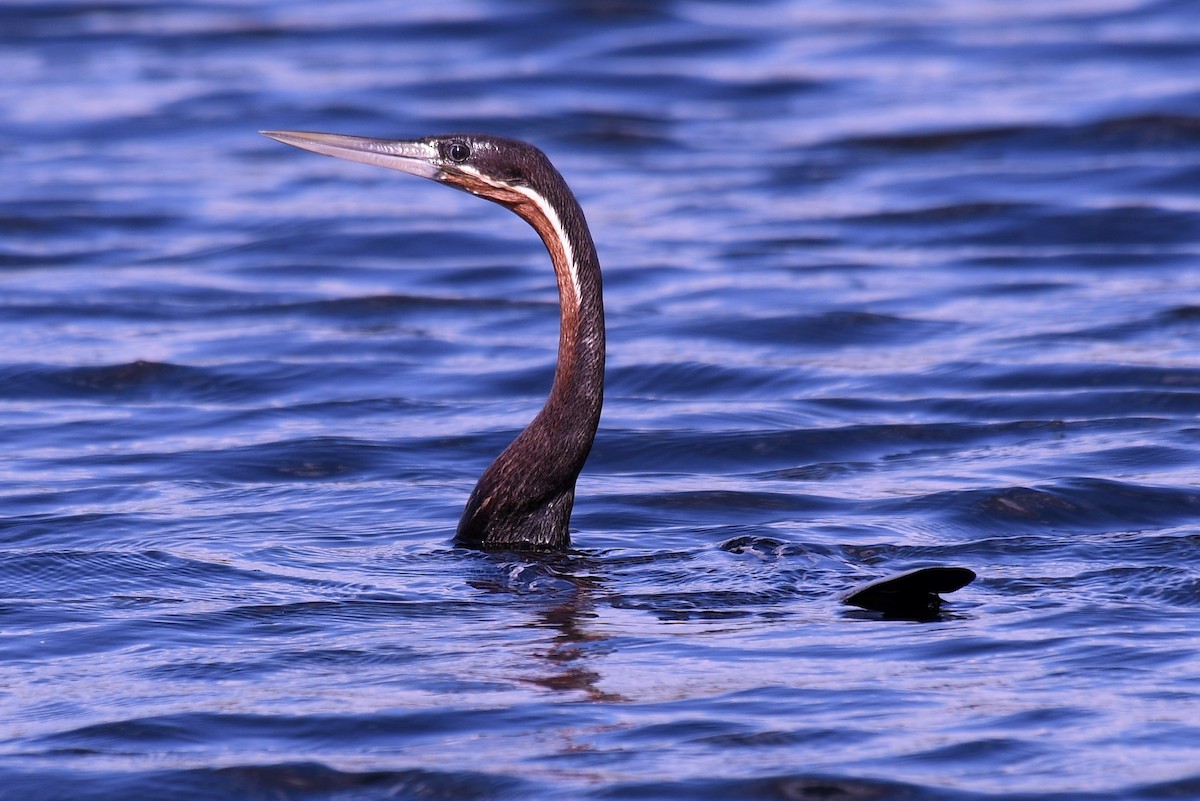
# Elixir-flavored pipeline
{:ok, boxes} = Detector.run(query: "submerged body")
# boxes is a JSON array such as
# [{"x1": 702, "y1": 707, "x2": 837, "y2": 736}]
[{"x1": 262, "y1": 131, "x2": 602, "y2": 550}]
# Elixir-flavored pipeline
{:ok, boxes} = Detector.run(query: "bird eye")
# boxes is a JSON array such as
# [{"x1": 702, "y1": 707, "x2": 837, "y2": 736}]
[{"x1": 446, "y1": 142, "x2": 471, "y2": 163}]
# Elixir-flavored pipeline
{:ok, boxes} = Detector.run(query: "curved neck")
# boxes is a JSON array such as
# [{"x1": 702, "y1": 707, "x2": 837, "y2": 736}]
[
  {"x1": 511, "y1": 179, "x2": 605, "y2": 457},
  {"x1": 454, "y1": 177, "x2": 605, "y2": 549}
]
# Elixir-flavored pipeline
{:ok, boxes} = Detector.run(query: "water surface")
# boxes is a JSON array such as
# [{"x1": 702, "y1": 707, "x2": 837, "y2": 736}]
[{"x1": 2, "y1": 1, "x2": 1199, "y2": 799}]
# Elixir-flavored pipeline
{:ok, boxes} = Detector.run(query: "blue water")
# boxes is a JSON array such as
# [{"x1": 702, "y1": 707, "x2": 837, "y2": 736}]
[{"x1": 3, "y1": 1, "x2": 1200, "y2": 799}]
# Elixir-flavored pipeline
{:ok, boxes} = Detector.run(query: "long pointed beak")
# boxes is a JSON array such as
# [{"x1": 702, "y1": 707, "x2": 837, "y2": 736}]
[{"x1": 261, "y1": 130, "x2": 440, "y2": 179}]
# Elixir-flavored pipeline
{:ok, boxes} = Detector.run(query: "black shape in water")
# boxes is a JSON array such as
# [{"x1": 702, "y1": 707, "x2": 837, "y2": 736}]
[{"x1": 843, "y1": 567, "x2": 976, "y2": 621}]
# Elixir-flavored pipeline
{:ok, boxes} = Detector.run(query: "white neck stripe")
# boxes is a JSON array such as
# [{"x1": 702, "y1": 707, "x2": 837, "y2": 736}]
[{"x1": 456, "y1": 165, "x2": 581, "y2": 305}]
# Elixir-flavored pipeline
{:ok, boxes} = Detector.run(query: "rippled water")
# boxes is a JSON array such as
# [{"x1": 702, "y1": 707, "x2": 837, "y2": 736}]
[{"x1": 3, "y1": 1, "x2": 1200, "y2": 799}]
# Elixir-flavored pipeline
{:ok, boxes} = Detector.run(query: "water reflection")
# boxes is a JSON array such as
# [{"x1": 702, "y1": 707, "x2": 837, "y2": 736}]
[{"x1": 466, "y1": 552, "x2": 623, "y2": 701}]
